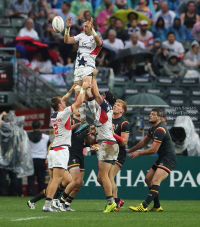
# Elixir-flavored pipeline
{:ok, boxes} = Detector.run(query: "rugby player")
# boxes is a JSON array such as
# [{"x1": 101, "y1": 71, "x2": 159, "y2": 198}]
[
  {"x1": 64, "y1": 16, "x2": 103, "y2": 129},
  {"x1": 127, "y1": 109, "x2": 177, "y2": 212},
  {"x1": 42, "y1": 81, "x2": 91, "y2": 212},
  {"x1": 58, "y1": 108, "x2": 96, "y2": 211},
  {"x1": 27, "y1": 116, "x2": 81, "y2": 209},
  {"x1": 111, "y1": 100, "x2": 130, "y2": 211},
  {"x1": 92, "y1": 70, "x2": 119, "y2": 213}
]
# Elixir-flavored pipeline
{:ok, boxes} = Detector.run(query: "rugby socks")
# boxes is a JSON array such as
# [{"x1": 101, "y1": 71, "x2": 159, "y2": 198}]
[
  {"x1": 106, "y1": 196, "x2": 114, "y2": 205},
  {"x1": 45, "y1": 197, "x2": 52, "y2": 207},
  {"x1": 65, "y1": 196, "x2": 74, "y2": 206},
  {"x1": 114, "y1": 197, "x2": 120, "y2": 204},
  {"x1": 30, "y1": 189, "x2": 46, "y2": 203},
  {"x1": 60, "y1": 192, "x2": 69, "y2": 203},
  {"x1": 53, "y1": 182, "x2": 65, "y2": 199},
  {"x1": 88, "y1": 97, "x2": 96, "y2": 120},
  {"x1": 79, "y1": 102, "x2": 87, "y2": 123},
  {"x1": 143, "y1": 185, "x2": 160, "y2": 208},
  {"x1": 148, "y1": 187, "x2": 160, "y2": 208}
]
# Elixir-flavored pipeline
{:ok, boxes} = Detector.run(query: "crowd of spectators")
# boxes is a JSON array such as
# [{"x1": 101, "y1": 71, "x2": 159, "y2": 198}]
[{"x1": 3, "y1": 0, "x2": 200, "y2": 78}]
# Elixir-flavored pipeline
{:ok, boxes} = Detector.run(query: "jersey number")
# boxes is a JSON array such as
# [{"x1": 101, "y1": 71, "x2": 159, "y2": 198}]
[{"x1": 53, "y1": 124, "x2": 58, "y2": 135}]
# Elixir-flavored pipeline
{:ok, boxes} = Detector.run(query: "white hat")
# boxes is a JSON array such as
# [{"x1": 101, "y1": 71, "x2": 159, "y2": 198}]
[{"x1": 140, "y1": 20, "x2": 148, "y2": 26}]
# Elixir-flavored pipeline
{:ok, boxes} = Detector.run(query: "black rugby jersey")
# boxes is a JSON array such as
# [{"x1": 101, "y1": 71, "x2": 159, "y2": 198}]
[
  {"x1": 69, "y1": 117, "x2": 90, "y2": 154},
  {"x1": 147, "y1": 121, "x2": 176, "y2": 159},
  {"x1": 113, "y1": 115, "x2": 130, "y2": 155}
]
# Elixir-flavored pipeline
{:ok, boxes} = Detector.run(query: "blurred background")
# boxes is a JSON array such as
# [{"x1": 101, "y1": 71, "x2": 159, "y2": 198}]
[{"x1": 0, "y1": 0, "x2": 200, "y2": 197}]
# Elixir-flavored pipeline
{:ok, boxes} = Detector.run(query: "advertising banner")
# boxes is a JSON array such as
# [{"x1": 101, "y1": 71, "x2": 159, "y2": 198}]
[
  {"x1": 75, "y1": 156, "x2": 200, "y2": 200},
  {"x1": 15, "y1": 108, "x2": 51, "y2": 131}
]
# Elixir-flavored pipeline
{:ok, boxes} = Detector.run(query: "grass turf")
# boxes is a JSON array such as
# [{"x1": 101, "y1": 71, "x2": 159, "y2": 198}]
[{"x1": 0, "y1": 197, "x2": 199, "y2": 227}]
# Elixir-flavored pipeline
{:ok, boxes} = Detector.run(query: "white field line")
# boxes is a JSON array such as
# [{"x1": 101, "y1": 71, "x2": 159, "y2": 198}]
[{"x1": 11, "y1": 217, "x2": 48, "y2": 221}]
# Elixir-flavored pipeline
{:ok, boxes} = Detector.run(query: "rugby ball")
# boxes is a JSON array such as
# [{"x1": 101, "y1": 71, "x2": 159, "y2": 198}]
[{"x1": 52, "y1": 16, "x2": 64, "y2": 33}]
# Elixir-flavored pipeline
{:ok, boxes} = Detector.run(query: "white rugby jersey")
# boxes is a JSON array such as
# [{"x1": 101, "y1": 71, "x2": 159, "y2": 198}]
[
  {"x1": 74, "y1": 33, "x2": 102, "y2": 69},
  {"x1": 51, "y1": 106, "x2": 72, "y2": 149},
  {"x1": 96, "y1": 99, "x2": 116, "y2": 142}
]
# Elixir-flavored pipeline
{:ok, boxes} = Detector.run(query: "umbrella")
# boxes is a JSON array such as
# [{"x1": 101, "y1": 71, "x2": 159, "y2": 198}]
[
  {"x1": 125, "y1": 93, "x2": 169, "y2": 107},
  {"x1": 113, "y1": 47, "x2": 153, "y2": 63},
  {"x1": 107, "y1": 9, "x2": 151, "y2": 29},
  {"x1": 5, "y1": 36, "x2": 58, "y2": 64}
]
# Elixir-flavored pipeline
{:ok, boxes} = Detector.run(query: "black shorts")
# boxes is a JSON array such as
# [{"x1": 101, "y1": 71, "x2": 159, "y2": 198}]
[
  {"x1": 115, "y1": 152, "x2": 126, "y2": 168},
  {"x1": 151, "y1": 157, "x2": 176, "y2": 174},
  {"x1": 68, "y1": 152, "x2": 84, "y2": 172}
]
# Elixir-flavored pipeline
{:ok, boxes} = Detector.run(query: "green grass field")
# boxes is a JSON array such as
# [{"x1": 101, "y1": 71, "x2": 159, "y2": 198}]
[{"x1": 0, "y1": 198, "x2": 199, "y2": 227}]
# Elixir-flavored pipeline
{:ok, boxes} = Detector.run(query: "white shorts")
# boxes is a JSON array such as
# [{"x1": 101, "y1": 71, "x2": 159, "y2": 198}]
[
  {"x1": 97, "y1": 142, "x2": 119, "y2": 161},
  {"x1": 48, "y1": 146, "x2": 69, "y2": 170},
  {"x1": 74, "y1": 67, "x2": 94, "y2": 82}
]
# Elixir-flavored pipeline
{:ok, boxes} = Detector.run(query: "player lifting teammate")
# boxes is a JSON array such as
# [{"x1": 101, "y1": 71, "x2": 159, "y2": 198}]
[
  {"x1": 91, "y1": 70, "x2": 119, "y2": 213},
  {"x1": 64, "y1": 16, "x2": 103, "y2": 130},
  {"x1": 111, "y1": 100, "x2": 130, "y2": 211},
  {"x1": 127, "y1": 109, "x2": 177, "y2": 212},
  {"x1": 42, "y1": 82, "x2": 91, "y2": 212},
  {"x1": 58, "y1": 108, "x2": 96, "y2": 211}
]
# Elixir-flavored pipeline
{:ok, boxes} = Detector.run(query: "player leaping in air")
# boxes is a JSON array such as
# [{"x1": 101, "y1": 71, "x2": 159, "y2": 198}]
[{"x1": 64, "y1": 16, "x2": 103, "y2": 132}]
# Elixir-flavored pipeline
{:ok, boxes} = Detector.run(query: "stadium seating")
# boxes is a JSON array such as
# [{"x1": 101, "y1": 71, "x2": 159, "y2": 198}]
[
  {"x1": 98, "y1": 85, "x2": 110, "y2": 93},
  {"x1": 113, "y1": 75, "x2": 130, "y2": 87},
  {"x1": 189, "y1": 87, "x2": 200, "y2": 97},
  {"x1": 0, "y1": 27, "x2": 18, "y2": 37},
  {"x1": 155, "y1": 77, "x2": 177, "y2": 88},
  {"x1": 145, "y1": 86, "x2": 165, "y2": 97},
  {"x1": 167, "y1": 96, "x2": 188, "y2": 107},
  {"x1": 122, "y1": 86, "x2": 142, "y2": 99},
  {"x1": 179, "y1": 77, "x2": 200, "y2": 87},
  {"x1": 97, "y1": 75, "x2": 108, "y2": 85},
  {"x1": 11, "y1": 18, "x2": 25, "y2": 28},
  {"x1": 189, "y1": 97, "x2": 200, "y2": 106},
  {"x1": 166, "y1": 87, "x2": 188, "y2": 97},
  {"x1": 0, "y1": 18, "x2": 10, "y2": 27},
  {"x1": 131, "y1": 76, "x2": 154, "y2": 87},
  {"x1": 112, "y1": 87, "x2": 123, "y2": 99}
]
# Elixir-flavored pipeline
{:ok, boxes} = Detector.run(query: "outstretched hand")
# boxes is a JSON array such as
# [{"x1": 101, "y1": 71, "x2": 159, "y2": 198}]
[
  {"x1": 130, "y1": 151, "x2": 140, "y2": 159},
  {"x1": 69, "y1": 85, "x2": 75, "y2": 93},
  {"x1": 85, "y1": 17, "x2": 93, "y2": 30},
  {"x1": 66, "y1": 17, "x2": 73, "y2": 28}
]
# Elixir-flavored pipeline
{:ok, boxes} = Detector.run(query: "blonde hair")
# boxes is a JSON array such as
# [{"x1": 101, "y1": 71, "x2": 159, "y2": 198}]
[{"x1": 116, "y1": 99, "x2": 127, "y2": 113}]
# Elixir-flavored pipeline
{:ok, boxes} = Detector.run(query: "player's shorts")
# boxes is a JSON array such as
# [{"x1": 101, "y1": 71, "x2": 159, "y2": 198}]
[
  {"x1": 74, "y1": 66, "x2": 94, "y2": 82},
  {"x1": 48, "y1": 146, "x2": 69, "y2": 170},
  {"x1": 151, "y1": 157, "x2": 176, "y2": 174},
  {"x1": 68, "y1": 152, "x2": 85, "y2": 172},
  {"x1": 115, "y1": 153, "x2": 126, "y2": 168},
  {"x1": 97, "y1": 141, "x2": 119, "y2": 162}
]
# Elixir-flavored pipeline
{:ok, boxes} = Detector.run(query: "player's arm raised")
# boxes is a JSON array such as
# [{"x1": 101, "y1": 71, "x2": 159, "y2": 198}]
[
  {"x1": 61, "y1": 85, "x2": 75, "y2": 103},
  {"x1": 89, "y1": 18, "x2": 102, "y2": 47},
  {"x1": 91, "y1": 70, "x2": 102, "y2": 105},
  {"x1": 72, "y1": 82, "x2": 91, "y2": 111},
  {"x1": 64, "y1": 17, "x2": 76, "y2": 44}
]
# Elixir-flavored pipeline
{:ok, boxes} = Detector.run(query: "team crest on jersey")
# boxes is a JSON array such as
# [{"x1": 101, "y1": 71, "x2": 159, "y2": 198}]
[{"x1": 90, "y1": 38, "x2": 93, "y2": 42}]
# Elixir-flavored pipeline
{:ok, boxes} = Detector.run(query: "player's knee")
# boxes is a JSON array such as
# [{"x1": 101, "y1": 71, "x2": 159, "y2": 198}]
[
  {"x1": 74, "y1": 178, "x2": 82, "y2": 188},
  {"x1": 97, "y1": 175, "x2": 102, "y2": 185},
  {"x1": 145, "y1": 177, "x2": 150, "y2": 185},
  {"x1": 65, "y1": 177, "x2": 72, "y2": 185},
  {"x1": 151, "y1": 179, "x2": 160, "y2": 185}
]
